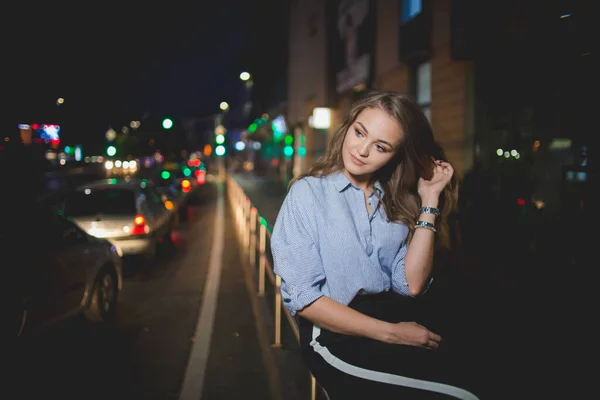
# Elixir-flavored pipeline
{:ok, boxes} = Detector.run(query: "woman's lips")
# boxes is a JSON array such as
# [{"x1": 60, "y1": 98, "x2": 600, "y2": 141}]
[{"x1": 350, "y1": 154, "x2": 366, "y2": 166}]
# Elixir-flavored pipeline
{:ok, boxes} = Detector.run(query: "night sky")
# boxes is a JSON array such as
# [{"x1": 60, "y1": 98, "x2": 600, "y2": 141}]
[{"x1": 4, "y1": 0, "x2": 288, "y2": 147}]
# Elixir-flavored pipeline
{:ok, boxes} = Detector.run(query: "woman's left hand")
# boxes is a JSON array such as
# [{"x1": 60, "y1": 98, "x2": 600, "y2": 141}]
[{"x1": 418, "y1": 160, "x2": 454, "y2": 201}]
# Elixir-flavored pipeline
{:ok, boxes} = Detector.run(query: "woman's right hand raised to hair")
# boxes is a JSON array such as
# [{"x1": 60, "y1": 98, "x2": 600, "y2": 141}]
[{"x1": 382, "y1": 321, "x2": 443, "y2": 350}]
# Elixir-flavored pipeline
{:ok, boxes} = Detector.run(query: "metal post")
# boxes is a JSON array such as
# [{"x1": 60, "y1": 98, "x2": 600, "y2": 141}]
[
  {"x1": 235, "y1": 195, "x2": 241, "y2": 234},
  {"x1": 237, "y1": 186, "x2": 243, "y2": 236},
  {"x1": 243, "y1": 198, "x2": 251, "y2": 252},
  {"x1": 240, "y1": 198, "x2": 246, "y2": 241},
  {"x1": 217, "y1": 155, "x2": 225, "y2": 181},
  {"x1": 273, "y1": 274, "x2": 282, "y2": 347},
  {"x1": 235, "y1": 185, "x2": 242, "y2": 235},
  {"x1": 258, "y1": 224, "x2": 266, "y2": 296},
  {"x1": 249, "y1": 207, "x2": 257, "y2": 266}
]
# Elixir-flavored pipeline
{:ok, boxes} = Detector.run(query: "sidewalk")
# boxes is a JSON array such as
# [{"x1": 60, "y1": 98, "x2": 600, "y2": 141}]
[
  {"x1": 228, "y1": 171, "x2": 569, "y2": 399},
  {"x1": 229, "y1": 172, "x2": 320, "y2": 400}
]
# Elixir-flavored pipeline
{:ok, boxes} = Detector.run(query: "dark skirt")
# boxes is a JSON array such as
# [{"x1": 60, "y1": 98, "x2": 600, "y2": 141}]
[{"x1": 298, "y1": 291, "x2": 483, "y2": 399}]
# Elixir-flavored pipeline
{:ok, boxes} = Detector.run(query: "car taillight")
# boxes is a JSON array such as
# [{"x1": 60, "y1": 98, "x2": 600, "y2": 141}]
[
  {"x1": 132, "y1": 214, "x2": 147, "y2": 235},
  {"x1": 196, "y1": 169, "x2": 206, "y2": 184}
]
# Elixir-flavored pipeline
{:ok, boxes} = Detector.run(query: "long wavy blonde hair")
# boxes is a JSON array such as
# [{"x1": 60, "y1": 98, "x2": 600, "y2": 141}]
[{"x1": 290, "y1": 90, "x2": 459, "y2": 244}]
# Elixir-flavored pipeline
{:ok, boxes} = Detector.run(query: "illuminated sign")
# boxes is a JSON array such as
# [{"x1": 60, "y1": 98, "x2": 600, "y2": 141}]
[
  {"x1": 40, "y1": 124, "x2": 60, "y2": 140},
  {"x1": 309, "y1": 108, "x2": 332, "y2": 129}
]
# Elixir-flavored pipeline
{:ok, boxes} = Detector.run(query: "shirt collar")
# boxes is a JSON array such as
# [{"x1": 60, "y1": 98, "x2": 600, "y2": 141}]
[
  {"x1": 330, "y1": 171, "x2": 385, "y2": 197},
  {"x1": 331, "y1": 171, "x2": 353, "y2": 192},
  {"x1": 373, "y1": 180, "x2": 385, "y2": 197}
]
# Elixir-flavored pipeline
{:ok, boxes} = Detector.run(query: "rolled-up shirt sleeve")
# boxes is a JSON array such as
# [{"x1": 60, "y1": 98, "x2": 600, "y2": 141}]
[
  {"x1": 391, "y1": 239, "x2": 432, "y2": 296},
  {"x1": 271, "y1": 180, "x2": 324, "y2": 316}
]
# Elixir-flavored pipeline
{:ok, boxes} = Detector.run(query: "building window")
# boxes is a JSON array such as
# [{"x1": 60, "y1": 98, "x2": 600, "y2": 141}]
[
  {"x1": 416, "y1": 61, "x2": 431, "y2": 121},
  {"x1": 401, "y1": 0, "x2": 422, "y2": 23}
]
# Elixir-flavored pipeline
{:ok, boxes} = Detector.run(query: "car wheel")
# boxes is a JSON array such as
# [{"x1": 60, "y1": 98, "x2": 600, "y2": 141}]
[
  {"x1": 15, "y1": 308, "x2": 27, "y2": 337},
  {"x1": 84, "y1": 267, "x2": 118, "y2": 323},
  {"x1": 5, "y1": 302, "x2": 27, "y2": 340}
]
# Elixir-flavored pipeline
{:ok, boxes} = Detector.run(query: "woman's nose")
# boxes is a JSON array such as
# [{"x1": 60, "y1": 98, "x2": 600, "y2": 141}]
[{"x1": 357, "y1": 143, "x2": 369, "y2": 157}]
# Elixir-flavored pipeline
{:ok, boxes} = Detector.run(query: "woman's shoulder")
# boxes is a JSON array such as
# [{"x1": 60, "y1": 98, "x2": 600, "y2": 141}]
[
  {"x1": 287, "y1": 175, "x2": 336, "y2": 204},
  {"x1": 290, "y1": 175, "x2": 324, "y2": 190},
  {"x1": 288, "y1": 176, "x2": 316, "y2": 199}
]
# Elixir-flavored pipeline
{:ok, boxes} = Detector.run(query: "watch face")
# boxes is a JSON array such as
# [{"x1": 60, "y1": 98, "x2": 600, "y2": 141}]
[{"x1": 420, "y1": 206, "x2": 440, "y2": 216}]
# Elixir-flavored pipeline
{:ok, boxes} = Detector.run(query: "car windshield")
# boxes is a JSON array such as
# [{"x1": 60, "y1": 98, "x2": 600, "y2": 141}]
[{"x1": 65, "y1": 188, "x2": 137, "y2": 217}]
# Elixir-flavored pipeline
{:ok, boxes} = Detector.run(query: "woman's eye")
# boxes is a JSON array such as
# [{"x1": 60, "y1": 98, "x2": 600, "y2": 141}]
[
  {"x1": 355, "y1": 129, "x2": 364, "y2": 137},
  {"x1": 375, "y1": 145, "x2": 386, "y2": 153}
]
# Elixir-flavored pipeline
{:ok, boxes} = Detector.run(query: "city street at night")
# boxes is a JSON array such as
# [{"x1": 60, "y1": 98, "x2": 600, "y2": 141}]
[
  {"x1": 3, "y1": 0, "x2": 595, "y2": 399},
  {"x1": 5, "y1": 179, "x2": 309, "y2": 400}
]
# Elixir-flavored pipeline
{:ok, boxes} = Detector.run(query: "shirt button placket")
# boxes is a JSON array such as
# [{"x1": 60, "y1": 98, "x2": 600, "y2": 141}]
[{"x1": 365, "y1": 235, "x2": 373, "y2": 255}]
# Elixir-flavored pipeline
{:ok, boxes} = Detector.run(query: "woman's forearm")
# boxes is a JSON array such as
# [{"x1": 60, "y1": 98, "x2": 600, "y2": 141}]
[
  {"x1": 404, "y1": 197, "x2": 438, "y2": 295},
  {"x1": 298, "y1": 296, "x2": 391, "y2": 342}
]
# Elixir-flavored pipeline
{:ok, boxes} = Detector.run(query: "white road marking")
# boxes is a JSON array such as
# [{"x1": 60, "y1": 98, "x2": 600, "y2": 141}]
[{"x1": 179, "y1": 183, "x2": 225, "y2": 400}]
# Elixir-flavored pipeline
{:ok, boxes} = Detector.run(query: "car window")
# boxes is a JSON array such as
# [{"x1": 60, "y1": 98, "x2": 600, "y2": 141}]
[
  {"x1": 56, "y1": 214, "x2": 88, "y2": 243},
  {"x1": 1, "y1": 204, "x2": 52, "y2": 244},
  {"x1": 64, "y1": 188, "x2": 137, "y2": 217},
  {"x1": 14, "y1": 207, "x2": 87, "y2": 248},
  {"x1": 142, "y1": 187, "x2": 164, "y2": 215}
]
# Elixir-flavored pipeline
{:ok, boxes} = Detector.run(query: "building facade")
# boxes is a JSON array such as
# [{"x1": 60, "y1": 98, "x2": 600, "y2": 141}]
[
  {"x1": 283, "y1": 0, "x2": 595, "y2": 269},
  {"x1": 286, "y1": 0, "x2": 594, "y2": 213},
  {"x1": 287, "y1": 0, "x2": 476, "y2": 178}
]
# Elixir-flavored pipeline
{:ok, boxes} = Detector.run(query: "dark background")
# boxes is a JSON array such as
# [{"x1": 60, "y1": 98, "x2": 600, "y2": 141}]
[{"x1": 2, "y1": 0, "x2": 289, "y2": 151}]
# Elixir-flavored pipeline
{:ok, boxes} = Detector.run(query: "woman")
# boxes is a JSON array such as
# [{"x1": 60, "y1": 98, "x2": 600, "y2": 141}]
[{"x1": 271, "y1": 91, "x2": 480, "y2": 399}]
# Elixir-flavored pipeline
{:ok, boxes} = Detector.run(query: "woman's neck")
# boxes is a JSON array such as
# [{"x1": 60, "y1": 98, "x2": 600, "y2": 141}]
[{"x1": 343, "y1": 169, "x2": 374, "y2": 194}]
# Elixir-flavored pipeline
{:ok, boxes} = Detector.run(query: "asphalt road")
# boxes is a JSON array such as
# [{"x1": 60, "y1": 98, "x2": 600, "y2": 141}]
[{"x1": 7, "y1": 182, "x2": 286, "y2": 400}]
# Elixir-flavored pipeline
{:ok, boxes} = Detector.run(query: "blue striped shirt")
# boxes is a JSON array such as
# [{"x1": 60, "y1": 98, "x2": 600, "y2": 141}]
[{"x1": 271, "y1": 171, "x2": 423, "y2": 317}]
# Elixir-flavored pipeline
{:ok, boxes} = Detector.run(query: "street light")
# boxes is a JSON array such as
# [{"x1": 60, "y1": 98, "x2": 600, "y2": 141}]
[
  {"x1": 106, "y1": 145, "x2": 117, "y2": 157},
  {"x1": 239, "y1": 72, "x2": 253, "y2": 117},
  {"x1": 105, "y1": 128, "x2": 117, "y2": 141},
  {"x1": 162, "y1": 118, "x2": 173, "y2": 129},
  {"x1": 220, "y1": 101, "x2": 229, "y2": 111}
]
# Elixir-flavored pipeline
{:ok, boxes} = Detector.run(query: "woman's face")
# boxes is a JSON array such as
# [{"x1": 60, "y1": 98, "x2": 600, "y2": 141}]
[{"x1": 342, "y1": 107, "x2": 404, "y2": 188}]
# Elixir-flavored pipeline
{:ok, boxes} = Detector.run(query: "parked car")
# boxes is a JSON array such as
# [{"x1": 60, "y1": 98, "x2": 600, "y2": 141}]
[
  {"x1": 3, "y1": 203, "x2": 123, "y2": 339},
  {"x1": 60, "y1": 177, "x2": 176, "y2": 259},
  {"x1": 161, "y1": 160, "x2": 204, "y2": 193},
  {"x1": 145, "y1": 175, "x2": 188, "y2": 222}
]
